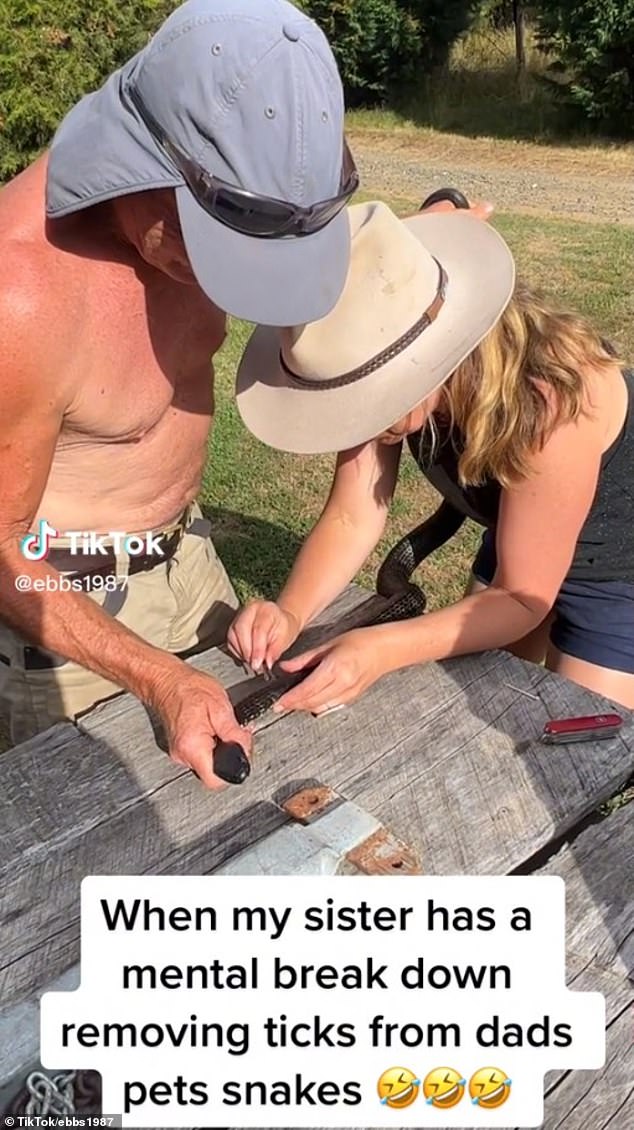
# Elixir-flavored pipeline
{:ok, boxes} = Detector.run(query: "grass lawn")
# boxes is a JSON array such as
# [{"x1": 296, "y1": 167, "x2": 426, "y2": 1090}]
[{"x1": 201, "y1": 203, "x2": 634, "y2": 611}]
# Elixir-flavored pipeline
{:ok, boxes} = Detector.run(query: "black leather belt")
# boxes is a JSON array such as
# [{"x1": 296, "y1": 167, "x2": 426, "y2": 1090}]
[{"x1": 45, "y1": 521, "x2": 185, "y2": 581}]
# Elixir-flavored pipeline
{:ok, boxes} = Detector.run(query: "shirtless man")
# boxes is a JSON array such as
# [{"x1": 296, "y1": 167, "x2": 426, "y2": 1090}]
[{"x1": 0, "y1": 0, "x2": 355, "y2": 786}]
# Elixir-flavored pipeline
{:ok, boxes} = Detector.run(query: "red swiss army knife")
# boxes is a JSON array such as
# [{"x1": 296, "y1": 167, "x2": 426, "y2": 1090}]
[{"x1": 541, "y1": 713, "x2": 623, "y2": 744}]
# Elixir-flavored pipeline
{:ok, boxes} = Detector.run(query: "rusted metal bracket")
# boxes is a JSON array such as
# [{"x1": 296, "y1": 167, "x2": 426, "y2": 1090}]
[{"x1": 215, "y1": 784, "x2": 422, "y2": 876}]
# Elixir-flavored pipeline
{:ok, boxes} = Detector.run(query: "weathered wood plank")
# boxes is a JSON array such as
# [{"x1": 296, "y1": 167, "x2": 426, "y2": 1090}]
[
  {"x1": 540, "y1": 807, "x2": 633, "y2": 982},
  {"x1": 2, "y1": 624, "x2": 632, "y2": 1012},
  {"x1": 0, "y1": 963, "x2": 79, "y2": 1091},
  {"x1": 541, "y1": 1004, "x2": 632, "y2": 1128},
  {"x1": 218, "y1": 808, "x2": 633, "y2": 1130},
  {"x1": 0, "y1": 588, "x2": 369, "y2": 1006},
  {"x1": 1, "y1": 586, "x2": 632, "y2": 1069},
  {"x1": 6, "y1": 642, "x2": 629, "y2": 997},
  {"x1": 239, "y1": 810, "x2": 634, "y2": 1130},
  {"x1": 533, "y1": 803, "x2": 634, "y2": 1129},
  {"x1": 248, "y1": 649, "x2": 634, "y2": 875},
  {"x1": 217, "y1": 782, "x2": 634, "y2": 1130},
  {"x1": 2, "y1": 706, "x2": 632, "y2": 1123}
]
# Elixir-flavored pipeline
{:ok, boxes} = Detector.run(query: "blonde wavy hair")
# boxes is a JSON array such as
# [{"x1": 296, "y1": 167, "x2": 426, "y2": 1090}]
[{"x1": 434, "y1": 280, "x2": 621, "y2": 488}]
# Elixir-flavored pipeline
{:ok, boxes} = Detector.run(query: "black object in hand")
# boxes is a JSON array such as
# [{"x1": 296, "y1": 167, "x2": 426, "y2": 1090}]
[
  {"x1": 213, "y1": 740, "x2": 251, "y2": 784},
  {"x1": 420, "y1": 187, "x2": 470, "y2": 211}
]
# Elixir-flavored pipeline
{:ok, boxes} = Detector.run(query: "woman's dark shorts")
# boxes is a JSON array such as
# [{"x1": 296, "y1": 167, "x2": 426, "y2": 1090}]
[{"x1": 472, "y1": 529, "x2": 634, "y2": 674}]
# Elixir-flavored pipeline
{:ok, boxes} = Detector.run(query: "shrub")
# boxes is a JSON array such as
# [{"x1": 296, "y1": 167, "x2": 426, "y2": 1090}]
[
  {"x1": 475, "y1": 2, "x2": 517, "y2": 29},
  {"x1": 535, "y1": 0, "x2": 634, "y2": 133},
  {"x1": 0, "y1": 1, "x2": 176, "y2": 179},
  {"x1": 0, "y1": 0, "x2": 490, "y2": 176},
  {"x1": 304, "y1": 0, "x2": 422, "y2": 106},
  {"x1": 304, "y1": 0, "x2": 484, "y2": 105}
]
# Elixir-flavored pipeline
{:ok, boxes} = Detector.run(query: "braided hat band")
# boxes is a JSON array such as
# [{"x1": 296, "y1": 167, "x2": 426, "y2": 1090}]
[{"x1": 280, "y1": 258, "x2": 448, "y2": 392}]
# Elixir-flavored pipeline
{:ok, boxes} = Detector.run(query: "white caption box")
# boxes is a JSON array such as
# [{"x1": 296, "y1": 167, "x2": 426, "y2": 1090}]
[{"x1": 41, "y1": 875, "x2": 605, "y2": 1127}]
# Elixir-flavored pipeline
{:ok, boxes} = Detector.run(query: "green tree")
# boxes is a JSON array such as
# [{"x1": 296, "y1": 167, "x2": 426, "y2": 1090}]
[
  {"x1": 0, "y1": 1, "x2": 176, "y2": 178},
  {"x1": 0, "y1": 0, "x2": 495, "y2": 175},
  {"x1": 403, "y1": 1, "x2": 483, "y2": 69},
  {"x1": 305, "y1": 0, "x2": 483, "y2": 105},
  {"x1": 535, "y1": 0, "x2": 634, "y2": 132},
  {"x1": 304, "y1": 0, "x2": 421, "y2": 105}
]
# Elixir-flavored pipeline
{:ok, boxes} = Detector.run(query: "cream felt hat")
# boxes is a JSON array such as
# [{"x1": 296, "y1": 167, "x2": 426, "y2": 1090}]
[{"x1": 236, "y1": 200, "x2": 516, "y2": 454}]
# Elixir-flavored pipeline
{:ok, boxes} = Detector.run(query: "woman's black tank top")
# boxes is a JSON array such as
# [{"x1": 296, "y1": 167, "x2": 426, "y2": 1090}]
[{"x1": 407, "y1": 369, "x2": 634, "y2": 582}]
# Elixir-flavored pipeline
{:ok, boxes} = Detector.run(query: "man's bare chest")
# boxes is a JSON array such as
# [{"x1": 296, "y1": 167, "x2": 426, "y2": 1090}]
[{"x1": 61, "y1": 274, "x2": 225, "y2": 444}]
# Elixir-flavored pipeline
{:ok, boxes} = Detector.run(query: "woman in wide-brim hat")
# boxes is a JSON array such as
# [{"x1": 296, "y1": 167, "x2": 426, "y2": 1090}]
[{"x1": 229, "y1": 200, "x2": 634, "y2": 711}]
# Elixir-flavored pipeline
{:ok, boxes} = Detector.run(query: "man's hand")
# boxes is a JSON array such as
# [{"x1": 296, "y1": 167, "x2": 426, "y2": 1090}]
[
  {"x1": 272, "y1": 626, "x2": 393, "y2": 716},
  {"x1": 150, "y1": 662, "x2": 253, "y2": 789},
  {"x1": 227, "y1": 601, "x2": 301, "y2": 673}
]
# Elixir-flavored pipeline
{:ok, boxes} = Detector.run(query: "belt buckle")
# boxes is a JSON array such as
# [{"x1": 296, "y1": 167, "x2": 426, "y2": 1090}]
[
  {"x1": 162, "y1": 504, "x2": 191, "y2": 544},
  {"x1": 144, "y1": 506, "x2": 190, "y2": 569}
]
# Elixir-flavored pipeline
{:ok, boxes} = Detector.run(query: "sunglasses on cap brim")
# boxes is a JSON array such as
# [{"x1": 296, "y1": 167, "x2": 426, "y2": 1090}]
[{"x1": 127, "y1": 83, "x2": 359, "y2": 239}]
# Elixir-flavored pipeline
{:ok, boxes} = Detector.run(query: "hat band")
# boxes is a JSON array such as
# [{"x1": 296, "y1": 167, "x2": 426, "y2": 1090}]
[{"x1": 280, "y1": 258, "x2": 448, "y2": 391}]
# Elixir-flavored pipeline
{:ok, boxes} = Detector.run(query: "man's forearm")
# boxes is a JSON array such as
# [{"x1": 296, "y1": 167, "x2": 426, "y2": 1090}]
[{"x1": 0, "y1": 551, "x2": 181, "y2": 702}]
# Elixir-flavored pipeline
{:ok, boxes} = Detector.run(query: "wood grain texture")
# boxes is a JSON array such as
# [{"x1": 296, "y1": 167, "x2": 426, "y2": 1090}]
[
  {"x1": 2, "y1": 606, "x2": 632, "y2": 1012},
  {"x1": 1, "y1": 585, "x2": 632, "y2": 1114},
  {"x1": 535, "y1": 803, "x2": 634, "y2": 1128},
  {"x1": 0, "y1": 964, "x2": 79, "y2": 1090},
  {"x1": 0, "y1": 589, "x2": 369, "y2": 1007},
  {"x1": 541, "y1": 805, "x2": 633, "y2": 983},
  {"x1": 541, "y1": 1005, "x2": 632, "y2": 1128},
  {"x1": 247, "y1": 648, "x2": 634, "y2": 876}
]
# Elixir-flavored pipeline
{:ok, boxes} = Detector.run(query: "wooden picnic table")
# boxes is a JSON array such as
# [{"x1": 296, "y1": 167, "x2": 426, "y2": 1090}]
[{"x1": 1, "y1": 583, "x2": 632, "y2": 1127}]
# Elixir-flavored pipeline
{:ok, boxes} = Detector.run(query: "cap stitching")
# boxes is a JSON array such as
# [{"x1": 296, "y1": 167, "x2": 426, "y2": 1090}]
[
  {"x1": 48, "y1": 7, "x2": 337, "y2": 216},
  {"x1": 213, "y1": 33, "x2": 289, "y2": 117},
  {"x1": 145, "y1": 14, "x2": 280, "y2": 60},
  {"x1": 194, "y1": 36, "x2": 289, "y2": 168},
  {"x1": 135, "y1": 16, "x2": 288, "y2": 168},
  {"x1": 296, "y1": 37, "x2": 344, "y2": 193},
  {"x1": 300, "y1": 34, "x2": 342, "y2": 98},
  {"x1": 292, "y1": 51, "x2": 307, "y2": 205}
]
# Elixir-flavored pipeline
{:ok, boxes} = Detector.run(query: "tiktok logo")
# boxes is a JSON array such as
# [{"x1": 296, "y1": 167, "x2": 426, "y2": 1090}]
[{"x1": 20, "y1": 519, "x2": 59, "y2": 561}]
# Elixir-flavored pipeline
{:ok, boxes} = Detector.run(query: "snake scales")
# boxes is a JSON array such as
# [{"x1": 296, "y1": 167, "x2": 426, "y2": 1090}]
[{"x1": 213, "y1": 500, "x2": 465, "y2": 783}]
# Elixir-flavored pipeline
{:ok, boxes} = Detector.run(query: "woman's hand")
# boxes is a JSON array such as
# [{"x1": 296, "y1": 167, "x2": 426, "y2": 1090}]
[
  {"x1": 227, "y1": 601, "x2": 301, "y2": 673},
  {"x1": 272, "y1": 626, "x2": 395, "y2": 715}
]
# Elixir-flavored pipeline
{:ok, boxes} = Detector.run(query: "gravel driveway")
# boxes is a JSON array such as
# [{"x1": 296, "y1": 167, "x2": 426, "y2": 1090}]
[{"x1": 352, "y1": 134, "x2": 633, "y2": 224}]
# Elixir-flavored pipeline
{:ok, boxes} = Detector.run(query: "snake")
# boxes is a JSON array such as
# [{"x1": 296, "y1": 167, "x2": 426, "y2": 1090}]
[
  {"x1": 213, "y1": 499, "x2": 465, "y2": 783},
  {"x1": 213, "y1": 187, "x2": 470, "y2": 785}
]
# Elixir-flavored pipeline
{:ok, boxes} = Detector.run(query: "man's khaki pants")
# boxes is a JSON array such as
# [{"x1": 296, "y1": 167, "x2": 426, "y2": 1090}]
[{"x1": 0, "y1": 504, "x2": 238, "y2": 746}]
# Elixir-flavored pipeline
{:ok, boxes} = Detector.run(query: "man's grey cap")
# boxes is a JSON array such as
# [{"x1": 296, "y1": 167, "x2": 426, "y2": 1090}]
[{"x1": 46, "y1": 0, "x2": 351, "y2": 326}]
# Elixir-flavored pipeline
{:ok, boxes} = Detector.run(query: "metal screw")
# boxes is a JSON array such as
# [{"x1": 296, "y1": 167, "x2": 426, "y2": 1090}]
[
  {"x1": 321, "y1": 110, "x2": 329, "y2": 122},
  {"x1": 265, "y1": 106, "x2": 276, "y2": 119},
  {"x1": 211, "y1": 43, "x2": 222, "y2": 55}
]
